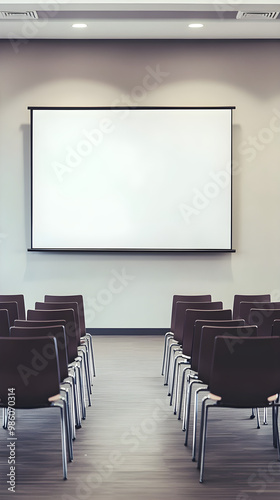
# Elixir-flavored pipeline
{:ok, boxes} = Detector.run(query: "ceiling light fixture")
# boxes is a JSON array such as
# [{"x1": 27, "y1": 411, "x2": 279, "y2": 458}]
[
  {"x1": 188, "y1": 23, "x2": 204, "y2": 29},
  {"x1": 72, "y1": 23, "x2": 87, "y2": 29}
]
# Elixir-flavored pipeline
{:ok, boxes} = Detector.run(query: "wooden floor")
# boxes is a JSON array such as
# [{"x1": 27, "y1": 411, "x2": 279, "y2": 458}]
[{"x1": 1, "y1": 335, "x2": 280, "y2": 499}]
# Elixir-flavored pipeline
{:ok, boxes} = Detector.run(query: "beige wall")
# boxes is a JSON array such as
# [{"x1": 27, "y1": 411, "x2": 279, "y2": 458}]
[{"x1": 1, "y1": 39, "x2": 280, "y2": 328}]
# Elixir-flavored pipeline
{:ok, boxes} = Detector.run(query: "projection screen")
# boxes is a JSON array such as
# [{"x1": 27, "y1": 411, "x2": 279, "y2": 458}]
[{"x1": 29, "y1": 107, "x2": 234, "y2": 252}]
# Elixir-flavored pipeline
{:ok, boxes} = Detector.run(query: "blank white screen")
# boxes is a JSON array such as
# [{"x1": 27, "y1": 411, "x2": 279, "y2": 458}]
[{"x1": 31, "y1": 107, "x2": 232, "y2": 251}]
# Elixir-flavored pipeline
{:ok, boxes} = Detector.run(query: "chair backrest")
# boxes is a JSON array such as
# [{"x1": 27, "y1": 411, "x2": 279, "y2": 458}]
[
  {"x1": 272, "y1": 319, "x2": 280, "y2": 337},
  {"x1": 10, "y1": 325, "x2": 68, "y2": 381},
  {"x1": 239, "y1": 301, "x2": 280, "y2": 325},
  {"x1": 209, "y1": 336, "x2": 280, "y2": 408},
  {"x1": 0, "y1": 336, "x2": 60, "y2": 408},
  {"x1": 170, "y1": 294, "x2": 212, "y2": 332},
  {"x1": 181, "y1": 303, "x2": 224, "y2": 357},
  {"x1": 14, "y1": 319, "x2": 67, "y2": 329},
  {"x1": 45, "y1": 294, "x2": 86, "y2": 336},
  {"x1": 233, "y1": 294, "x2": 271, "y2": 319},
  {"x1": 198, "y1": 325, "x2": 258, "y2": 385},
  {"x1": 27, "y1": 308, "x2": 78, "y2": 363},
  {"x1": 248, "y1": 308, "x2": 280, "y2": 337},
  {"x1": 35, "y1": 301, "x2": 81, "y2": 342},
  {"x1": 0, "y1": 309, "x2": 10, "y2": 337},
  {"x1": 0, "y1": 294, "x2": 25, "y2": 320},
  {"x1": 0, "y1": 301, "x2": 19, "y2": 326},
  {"x1": 173, "y1": 301, "x2": 215, "y2": 344},
  {"x1": 191, "y1": 319, "x2": 245, "y2": 373}
]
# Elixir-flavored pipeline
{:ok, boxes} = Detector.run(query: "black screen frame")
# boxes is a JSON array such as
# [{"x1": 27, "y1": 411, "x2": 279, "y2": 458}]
[{"x1": 28, "y1": 105, "x2": 235, "y2": 253}]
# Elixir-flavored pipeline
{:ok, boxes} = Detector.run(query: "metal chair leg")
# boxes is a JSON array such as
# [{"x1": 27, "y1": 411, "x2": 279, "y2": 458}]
[
  {"x1": 256, "y1": 408, "x2": 260, "y2": 429},
  {"x1": 169, "y1": 349, "x2": 183, "y2": 399},
  {"x1": 164, "y1": 340, "x2": 178, "y2": 385},
  {"x1": 192, "y1": 386, "x2": 208, "y2": 461},
  {"x1": 197, "y1": 396, "x2": 210, "y2": 469},
  {"x1": 2, "y1": 408, "x2": 8, "y2": 429},
  {"x1": 53, "y1": 402, "x2": 68, "y2": 480},
  {"x1": 163, "y1": 335, "x2": 176, "y2": 381},
  {"x1": 85, "y1": 332, "x2": 96, "y2": 380},
  {"x1": 161, "y1": 332, "x2": 173, "y2": 375},
  {"x1": 183, "y1": 379, "x2": 202, "y2": 443},
  {"x1": 199, "y1": 399, "x2": 211, "y2": 483},
  {"x1": 170, "y1": 357, "x2": 189, "y2": 410},
  {"x1": 250, "y1": 408, "x2": 255, "y2": 419},
  {"x1": 178, "y1": 366, "x2": 189, "y2": 420}
]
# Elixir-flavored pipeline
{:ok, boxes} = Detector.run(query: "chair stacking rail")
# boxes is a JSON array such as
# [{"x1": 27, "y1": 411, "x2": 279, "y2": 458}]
[
  {"x1": 44, "y1": 295, "x2": 95, "y2": 381},
  {"x1": 15, "y1": 318, "x2": 67, "y2": 329},
  {"x1": 161, "y1": 294, "x2": 212, "y2": 377},
  {"x1": 198, "y1": 335, "x2": 280, "y2": 483},
  {"x1": 0, "y1": 336, "x2": 71, "y2": 479}
]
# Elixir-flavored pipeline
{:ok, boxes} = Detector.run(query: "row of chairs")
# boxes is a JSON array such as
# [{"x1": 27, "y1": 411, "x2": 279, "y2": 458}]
[
  {"x1": 161, "y1": 293, "x2": 280, "y2": 483},
  {"x1": 0, "y1": 293, "x2": 96, "y2": 480}
]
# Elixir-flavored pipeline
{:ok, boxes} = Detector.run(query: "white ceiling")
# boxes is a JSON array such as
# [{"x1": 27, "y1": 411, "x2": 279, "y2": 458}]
[{"x1": 0, "y1": 1, "x2": 280, "y2": 39}]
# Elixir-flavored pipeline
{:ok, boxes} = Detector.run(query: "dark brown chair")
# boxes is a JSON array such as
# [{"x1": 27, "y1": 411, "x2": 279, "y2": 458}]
[
  {"x1": 35, "y1": 302, "x2": 80, "y2": 345},
  {"x1": 248, "y1": 308, "x2": 280, "y2": 336},
  {"x1": 198, "y1": 336, "x2": 280, "y2": 483},
  {"x1": 169, "y1": 304, "x2": 227, "y2": 403},
  {"x1": 180, "y1": 318, "x2": 245, "y2": 439},
  {"x1": 0, "y1": 309, "x2": 10, "y2": 337},
  {"x1": 191, "y1": 325, "x2": 258, "y2": 460},
  {"x1": 233, "y1": 294, "x2": 271, "y2": 320},
  {"x1": 36, "y1": 301, "x2": 91, "y2": 402},
  {"x1": 0, "y1": 294, "x2": 25, "y2": 320},
  {"x1": 172, "y1": 309, "x2": 233, "y2": 415},
  {"x1": 12, "y1": 319, "x2": 80, "y2": 433},
  {"x1": 44, "y1": 294, "x2": 95, "y2": 380},
  {"x1": 27, "y1": 308, "x2": 86, "y2": 425},
  {"x1": 0, "y1": 301, "x2": 19, "y2": 327},
  {"x1": 162, "y1": 294, "x2": 212, "y2": 376},
  {"x1": 165, "y1": 300, "x2": 214, "y2": 386},
  {"x1": 239, "y1": 301, "x2": 280, "y2": 422},
  {"x1": 0, "y1": 336, "x2": 71, "y2": 479},
  {"x1": 10, "y1": 325, "x2": 68, "y2": 380},
  {"x1": 272, "y1": 319, "x2": 280, "y2": 337},
  {"x1": 27, "y1": 309, "x2": 78, "y2": 361},
  {"x1": 15, "y1": 318, "x2": 67, "y2": 329},
  {"x1": 239, "y1": 301, "x2": 280, "y2": 325},
  {"x1": 10, "y1": 324, "x2": 75, "y2": 444}
]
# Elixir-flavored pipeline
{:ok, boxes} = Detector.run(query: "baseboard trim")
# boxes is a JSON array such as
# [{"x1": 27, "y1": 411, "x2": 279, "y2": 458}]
[{"x1": 86, "y1": 328, "x2": 168, "y2": 335}]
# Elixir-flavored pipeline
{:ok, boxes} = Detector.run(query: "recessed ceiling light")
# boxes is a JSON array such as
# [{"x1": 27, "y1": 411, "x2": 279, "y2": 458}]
[
  {"x1": 188, "y1": 23, "x2": 204, "y2": 29},
  {"x1": 72, "y1": 23, "x2": 87, "y2": 29}
]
